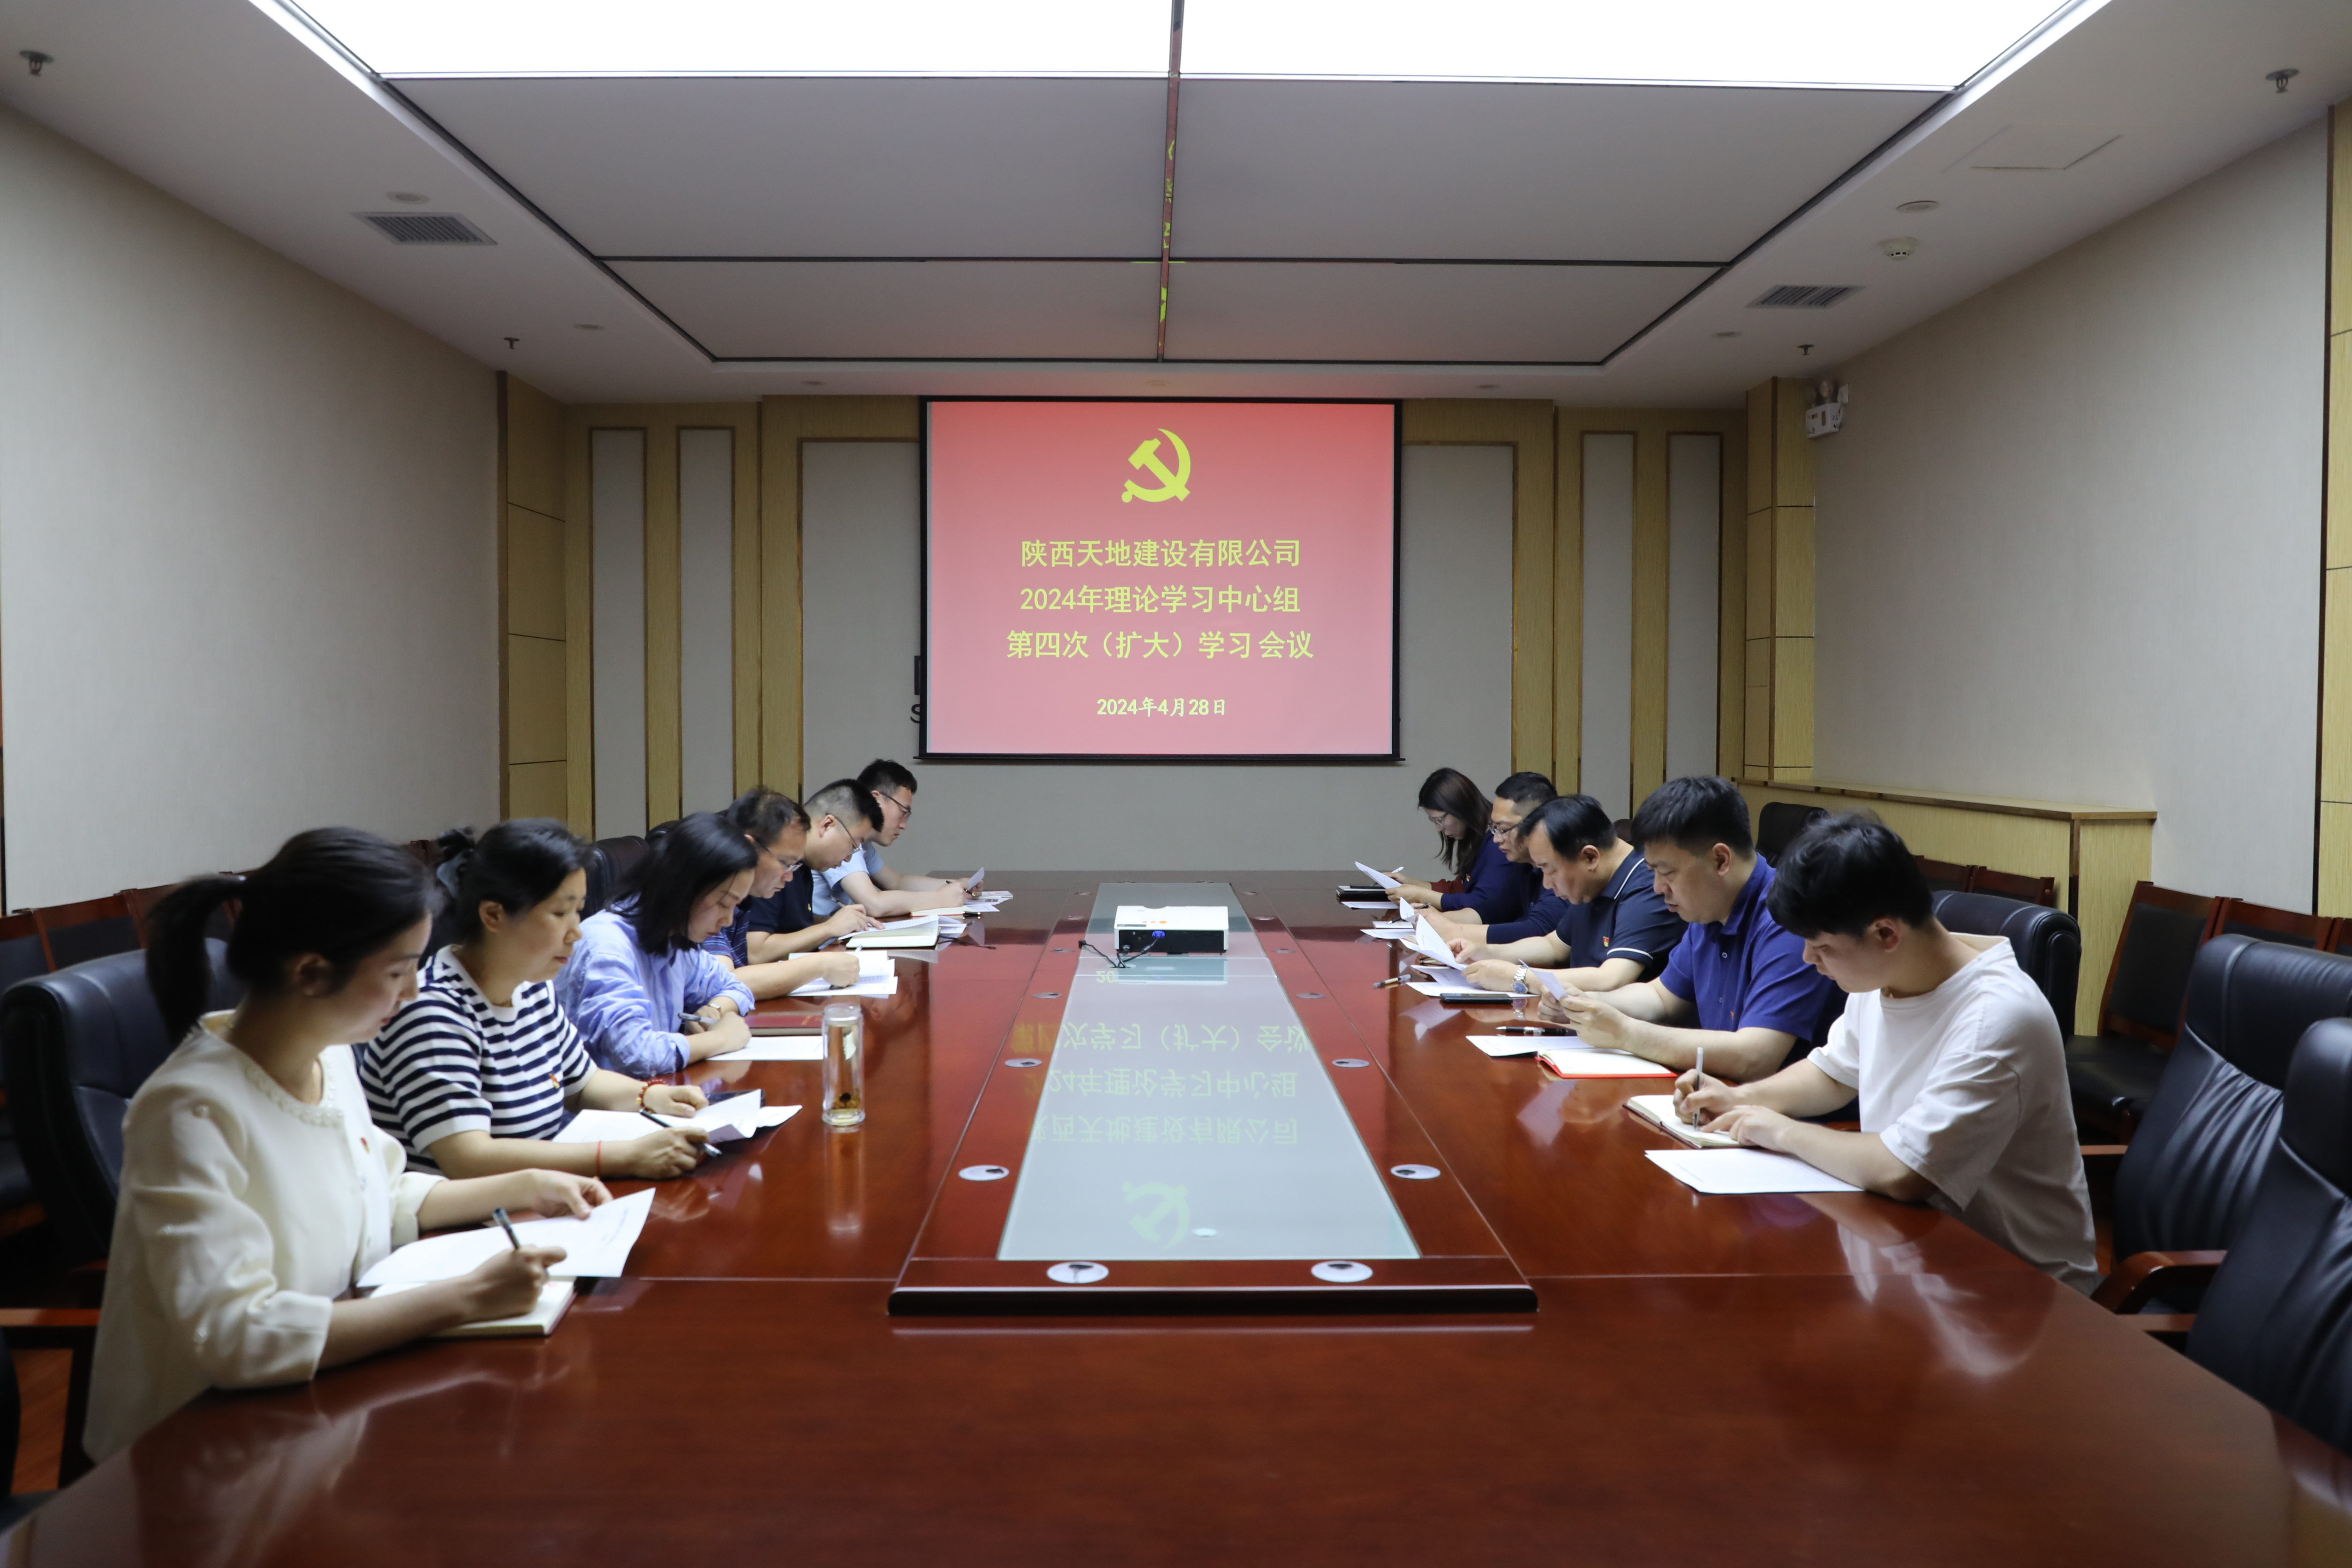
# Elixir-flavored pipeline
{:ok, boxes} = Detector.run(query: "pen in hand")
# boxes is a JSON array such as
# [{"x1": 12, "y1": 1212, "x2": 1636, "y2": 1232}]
[
  {"x1": 645, "y1": 1106, "x2": 716, "y2": 1157},
  {"x1": 492, "y1": 1206, "x2": 522, "y2": 1251},
  {"x1": 1684, "y1": 1045, "x2": 1705, "y2": 1125}
]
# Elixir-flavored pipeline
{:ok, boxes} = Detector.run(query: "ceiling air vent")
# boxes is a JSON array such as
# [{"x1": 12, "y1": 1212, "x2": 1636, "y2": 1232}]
[
  {"x1": 356, "y1": 211, "x2": 495, "y2": 245},
  {"x1": 1749, "y1": 284, "x2": 1860, "y2": 309}
]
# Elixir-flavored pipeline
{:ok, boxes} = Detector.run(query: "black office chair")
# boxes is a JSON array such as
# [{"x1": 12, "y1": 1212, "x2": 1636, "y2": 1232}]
[
  {"x1": 594, "y1": 837, "x2": 649, "y2": 901},
  {"x1": 1755, "y1": 802, "x2": 1826, "y2": 864},
  {"x1": 1932, "y1": 890, "x2": 2081, "y2": 1037},
  {"x1": 2093, "y1": 937, "x2": 2352, "y2": 1312},
  {"x1": 0, "y1": 911, "x2": 54, "y2": 1220},
  {"x1": 2065, "y1": 882, "x2": 2218, "y2": 1138},
  {"x1": 2187, "y1": 1018, "x2": 2352, "y2": 1454},
  {"x1": 0, "y1": 942, "x2": 240, "y2": 1263}
]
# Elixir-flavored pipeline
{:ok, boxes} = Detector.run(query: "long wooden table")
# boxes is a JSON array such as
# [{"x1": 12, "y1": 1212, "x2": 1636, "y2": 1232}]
[{"x1": 9, "y1": 875, "x2": 2344, "y2": 1564}]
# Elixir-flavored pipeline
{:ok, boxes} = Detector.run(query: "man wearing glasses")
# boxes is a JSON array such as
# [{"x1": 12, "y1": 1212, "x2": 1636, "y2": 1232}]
[{"x1": 808, "y1": 759, "x2": 972, "y2": 919}]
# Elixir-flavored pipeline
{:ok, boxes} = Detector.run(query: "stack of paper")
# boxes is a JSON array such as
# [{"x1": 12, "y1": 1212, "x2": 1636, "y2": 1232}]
[
  {"x1": 358, "y1": 1187, "x2": 657, "y2": 1286},
  {"x1": 556, "y1": 1090, "x2": 798, "y2": 1148},
  {"x1": 1644, "y1": 1147, "x2": 1861, "y2": 1194},
  {"x1": 962, "y1": 885, "x2": 1013, "y2": 915},
  {"x1": 714, "y1": 1036, "x2": 826, "y2": 1061},
  {"x1": 1536, "y1": 1045, "x2": 1674, "y2": 1080},
  {"x1": 1353, "y1": 861, "x2": 1403, "y2": 890},
  {"x1": 847, "y1": 915, "x2": 939, "y2": 949},
  {"x1": 373, "y1": 1278, "x2": 577, "y2": 1338},
  {"x1": 793, "y1": 952, "x2": 899, "y2": 996}
]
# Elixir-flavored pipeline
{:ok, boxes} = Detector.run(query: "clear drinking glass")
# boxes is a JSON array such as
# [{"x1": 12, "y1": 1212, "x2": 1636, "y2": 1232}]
[{"x1": 822, "y1": 1002, "x2": 866, "y2": 1127}]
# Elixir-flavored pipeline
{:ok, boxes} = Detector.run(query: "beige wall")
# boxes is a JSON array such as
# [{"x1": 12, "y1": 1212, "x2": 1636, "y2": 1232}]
[
  {"x1": 1813, "y1": 121, "x2": 2328, "y2": 911},
  {"x1": 0, "y1": 104, "x2": 498, "y2": 905}
]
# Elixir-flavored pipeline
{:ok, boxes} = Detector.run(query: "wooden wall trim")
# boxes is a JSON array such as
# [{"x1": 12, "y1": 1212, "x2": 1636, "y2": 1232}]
[
  {"x1": 1743, "y1": 378, "x2": 1815, "y2": 784},
  {"x1": 1555, "y1": 408, "x2": 1745, "y2": 801}
]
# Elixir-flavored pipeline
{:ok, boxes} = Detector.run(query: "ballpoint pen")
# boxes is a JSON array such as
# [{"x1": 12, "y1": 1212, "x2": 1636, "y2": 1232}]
[
  {"x1": 647, "y1": 1105, "x2": 718, "y2": 1156},
  {"x1": 1687, "y1": 1045, "x2": 1705, "y2": 1125},
  {"x1": 1374, "y1": 976, "x2": 1403, "y2": 989},
  {"x1": 491, "y1": 1206, "x2": 522, "y2": 1251}
]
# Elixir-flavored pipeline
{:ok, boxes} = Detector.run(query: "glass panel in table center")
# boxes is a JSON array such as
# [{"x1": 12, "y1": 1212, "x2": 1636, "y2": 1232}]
[{"x1": 997, "y1": 883, "x2": 1417, "y2": 1262}]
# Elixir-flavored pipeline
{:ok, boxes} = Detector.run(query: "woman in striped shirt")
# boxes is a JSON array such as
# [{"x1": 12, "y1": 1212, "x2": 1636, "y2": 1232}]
[{"x1": 362, "y1": 820, "x2": 714, "y2": 1181}]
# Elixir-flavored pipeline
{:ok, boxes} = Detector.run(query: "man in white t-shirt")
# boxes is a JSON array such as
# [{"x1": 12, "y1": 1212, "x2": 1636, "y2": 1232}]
[
  {"x1": 808, "y1": 761, "x2": 971, "y2": 919},
  {"x1": 1679, "y1": 813, "x2": 2097, "y2": 1292}
]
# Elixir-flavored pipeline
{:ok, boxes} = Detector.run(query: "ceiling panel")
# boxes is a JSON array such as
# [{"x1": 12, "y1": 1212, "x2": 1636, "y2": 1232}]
[
  {"x1": 1170, "y1": 80, "x2": 1938, "y2": 261},
  {"x1": 1163, "y1": 263, "x2": 1710, "y2": 363},
  {"x1": 610, "y1": 260, "x2": 1163, "y2": 359},
  {"x1": 398, "y1": 76, "x2": 1170, "y2": 257}
]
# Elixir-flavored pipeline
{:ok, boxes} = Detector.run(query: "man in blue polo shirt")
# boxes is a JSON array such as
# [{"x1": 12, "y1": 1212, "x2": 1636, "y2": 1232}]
[
  {"x1": 1453, "y1": 794, "x2": 1681, "y2": 993},
  {"x1": 1543, "y1": 775, "x2": 1844, "y2": 1080}
]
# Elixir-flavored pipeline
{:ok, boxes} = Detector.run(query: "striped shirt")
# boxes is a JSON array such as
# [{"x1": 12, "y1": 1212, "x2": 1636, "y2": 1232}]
[{"x1": 359, "y1": 947, "x2": 596, "y2": 1172}]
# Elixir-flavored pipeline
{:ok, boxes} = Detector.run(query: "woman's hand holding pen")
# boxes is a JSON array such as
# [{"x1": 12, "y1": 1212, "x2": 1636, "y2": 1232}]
[{"x1": 617, "y1": 1125, "x2": 709, "y2": 1178}]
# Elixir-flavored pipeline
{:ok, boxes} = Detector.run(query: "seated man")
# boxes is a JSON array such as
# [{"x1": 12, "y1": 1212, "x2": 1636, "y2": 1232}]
[
  {"x1": 1453, "y1": 794, "x2": 1680, "y2": 994},
  {"x1": 1680, "y1": 814, "x2": 2097, "y2": 1292},
  {"x1": 702, "y1": 787, "x2": 865, "y2": 1001},
  {"x1": 1424, "y1": 772, "x2": 1560, "y2": 945},
  {"x1": 1538, "y1": 775, "x2": 1843, "y2": 1080},
  {"x1": 808, "y1": 761, "x2": 969, "y2": 920}
]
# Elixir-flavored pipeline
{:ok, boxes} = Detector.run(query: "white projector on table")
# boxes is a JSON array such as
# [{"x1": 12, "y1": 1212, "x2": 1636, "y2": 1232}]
[{"x1": 1113, "y1": 905, "x2": 1229, "y2": 956}]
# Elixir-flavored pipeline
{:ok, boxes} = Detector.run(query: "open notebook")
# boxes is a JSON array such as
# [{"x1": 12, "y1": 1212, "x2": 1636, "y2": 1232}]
[
  {"x1": 372, "y1": 1278, "x2": 577, "y2": 1338},
  {"x1": 1626, "y1": 1093, "x2": 1740, "y2": 1148}
]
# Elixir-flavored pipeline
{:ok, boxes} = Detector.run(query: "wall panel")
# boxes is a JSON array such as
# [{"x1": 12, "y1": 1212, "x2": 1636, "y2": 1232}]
[
  {"x1": 591, "y1": 429, "x2": 649, "y2": 837},
  {"x1": 678, "y1": 427, "x2": 736, "y2": 814},
  {"x1": 1667, "y1": 434, "x2": 1722, "y2": 781},
  {"x1": 1580, "y1": 433, "x2": 1636, "y2": 818}
]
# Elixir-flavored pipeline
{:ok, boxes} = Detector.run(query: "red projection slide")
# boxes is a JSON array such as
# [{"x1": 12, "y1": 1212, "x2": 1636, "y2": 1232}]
[{"x1": 923, "y1": 400, "x2": 1398, "y2": 759}]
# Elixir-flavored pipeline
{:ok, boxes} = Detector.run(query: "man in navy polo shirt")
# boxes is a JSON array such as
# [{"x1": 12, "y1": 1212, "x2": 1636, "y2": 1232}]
[
  {"x1": 1543, "y1": 775, "x2": 1844, "y2": 1080},
  {"x1": 1453, "y1": 794, "x2": 1681, "y2": 993}
]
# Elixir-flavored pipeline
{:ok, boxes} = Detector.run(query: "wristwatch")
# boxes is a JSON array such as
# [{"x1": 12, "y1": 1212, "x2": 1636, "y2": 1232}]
[{"x1": 1513, "y1": 962, "x2": 1529, "y2": 991}]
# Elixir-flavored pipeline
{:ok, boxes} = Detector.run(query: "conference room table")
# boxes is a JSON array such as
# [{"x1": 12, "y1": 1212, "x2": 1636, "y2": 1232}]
[{"x1": 10, "y1": 874, "x2": 2348, "y2": 1564}]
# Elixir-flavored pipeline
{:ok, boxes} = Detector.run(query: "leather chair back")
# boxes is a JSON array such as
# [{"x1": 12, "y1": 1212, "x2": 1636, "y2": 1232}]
[
  {"x1": 2113, "y1": 936, "x2": 2352, "y2": 1261},
  {"x1": 0, "y1": 942, "x2": 240, "y2": 1262},
  {"x1": 1755, "y1": 802, "x2": 1825, "y2": 865},
  {"x1": 2188, "y1": 1017, "x2": 2352, "y2": 1454},
  {"x1": 582, "y1": 846, "x2": 614, "y2": 918},
  {"x1": 1932, "y1": 890, "x2": 2081, "y2": 1036}
]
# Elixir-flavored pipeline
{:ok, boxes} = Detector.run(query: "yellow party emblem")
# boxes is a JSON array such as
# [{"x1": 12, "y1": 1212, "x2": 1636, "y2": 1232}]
[{"x1": 1121, "y1": 429, "x2": 1191, "y2": 504}]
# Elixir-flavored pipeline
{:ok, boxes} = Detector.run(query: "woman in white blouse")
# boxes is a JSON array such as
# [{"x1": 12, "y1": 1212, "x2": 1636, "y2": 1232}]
[{"x1": 87, "y1": 828, "x2": 608, "y2": 1461}]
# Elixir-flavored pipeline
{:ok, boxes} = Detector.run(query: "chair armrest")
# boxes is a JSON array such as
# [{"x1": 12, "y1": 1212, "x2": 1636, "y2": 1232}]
[
  {"x1": 2123, "y1": 1313, "x2": 2194, "y2": 1350},
  {"x1": 2080, "y1": 1143, "x2": 2129, "y2": 1171},
  {"x1": 2092, "y1": 1250, "x2": 2226, "y2": 1314}
]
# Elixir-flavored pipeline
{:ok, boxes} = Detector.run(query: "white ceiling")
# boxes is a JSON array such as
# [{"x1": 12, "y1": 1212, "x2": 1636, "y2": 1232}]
[{"x1": 0, "y1": 0, "x2": 2344, "y2": 403}]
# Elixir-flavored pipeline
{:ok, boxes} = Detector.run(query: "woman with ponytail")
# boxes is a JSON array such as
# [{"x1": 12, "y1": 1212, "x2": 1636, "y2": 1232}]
[
  {"x1": 362, "y1": 820, "x2": 716, "y2": 1182},
  {"x1": 554, "y1": 812, "x2": 758, "y2": 1076},
  {"x1": 88, "y1": 828, "x2": 608, "y2": 1461}
]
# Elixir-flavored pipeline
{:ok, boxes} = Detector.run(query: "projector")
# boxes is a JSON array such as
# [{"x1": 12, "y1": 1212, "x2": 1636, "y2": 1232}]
[{"x1": 1113, "y1": 905, "x2": 1229, "y2": 956}]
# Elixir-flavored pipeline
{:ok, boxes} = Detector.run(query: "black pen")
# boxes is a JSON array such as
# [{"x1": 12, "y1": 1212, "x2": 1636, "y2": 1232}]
[
  {"x1": 491, "y1": 1206, "x2": 521, "y2": 1251},
  {"x1": 647, "y1": 1105, "x2": 717, "y2": 1157}
]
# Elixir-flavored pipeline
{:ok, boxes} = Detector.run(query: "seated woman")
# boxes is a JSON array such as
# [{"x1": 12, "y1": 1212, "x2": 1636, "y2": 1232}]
[
  {"x1": 705, "y1": 787, "x2": 864, "y2": 1001},
  {"x1": 362, "y1": 820, "x2": 716, "y2": 1183},
  {"x1": 89, "y1": 828, "x2": 603, "y2": 1462},
  {"x1": 555, "y1": 812, "x2": 760, "y2": 1076},
  {"x1": 1393, "y1": 767, "x2": 1528, "y2": 923}
]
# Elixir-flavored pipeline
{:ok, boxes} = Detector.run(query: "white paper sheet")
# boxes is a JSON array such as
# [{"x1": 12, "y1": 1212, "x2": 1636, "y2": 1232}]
[
  {"x1": 965, "y1": 867, "x2": 986, "y2": 890},
  {"x1": 1341, "y1": 900, "x2": 1395, "y2": 910},
  {"x1": 1535, "y1": 1048, "x2": 1674, "y2": 1078},
  {"x1": 358, "y1": 1187, "x2": 656, "y2": 1287},
  {"x1": 1643, "y1": 1148, "x2": 1862, "y2": 1195},
  {"x1": 1467, "y1": 1033, "x2": 1553, "y2": 1057},
  {"x1": 556, "y1": 1091, "x2": 767, "y2": 1145},
  {"x1": 712, "y1": 1037, "x2": 826, "y2": 1061},
  {"x1": 1410, "y1": 911, "x2": 1458, "y2": 967},
  {"x1": 792, "y1": 959, "x2": 900, "y2": 997},
  {"x1": 1353, "y1": 861, "x2": 1402, "y2": 890}
]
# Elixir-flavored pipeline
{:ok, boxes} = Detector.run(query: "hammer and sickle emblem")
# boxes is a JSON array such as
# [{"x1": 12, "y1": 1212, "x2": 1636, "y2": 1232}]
[
  {"x1": 1120, "y1": 430, "x2": 1191, "y2": 504},
  {"x1": 1122, "y1": 1182, "x2": 1191, "y2": 1250}
]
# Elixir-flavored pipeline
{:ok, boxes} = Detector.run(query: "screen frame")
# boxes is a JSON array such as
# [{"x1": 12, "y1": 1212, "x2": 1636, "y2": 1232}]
[{"x1": 916, "y1": 395, "x2": 1404, "y2": 765}]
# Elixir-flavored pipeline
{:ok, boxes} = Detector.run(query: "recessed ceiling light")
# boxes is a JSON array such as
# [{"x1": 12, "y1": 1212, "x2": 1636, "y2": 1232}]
[
  {"x1": 1182, "y1": 0, "x2": 2083, "y2": 89},
  {"x1": 1713, "y1": 331, "x2": 1741, "y2": 339},
  {"x1": 1897, "y1": 199, "x2": 1940, "y2": 212},
  {"x1": 572, "y1": 322, "x2": 603, "y2": 331},
  {"x1": 387, "y1": 191, "x2": 430, "y2": 204},
  {"x1": 292, "y1": 0, "x2": 2082, "y2": 87}
]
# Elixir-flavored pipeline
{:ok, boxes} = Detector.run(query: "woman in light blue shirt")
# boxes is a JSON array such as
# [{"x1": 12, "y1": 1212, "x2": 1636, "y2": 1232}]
[{"x1": 555, "y1": 813, "x2": 758, "y2": 1077}]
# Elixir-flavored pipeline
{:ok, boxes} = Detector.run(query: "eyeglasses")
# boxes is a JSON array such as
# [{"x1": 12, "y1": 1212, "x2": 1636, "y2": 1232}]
[{"x1": 880, "y1": 791, "x2": 914, "y2": 821}]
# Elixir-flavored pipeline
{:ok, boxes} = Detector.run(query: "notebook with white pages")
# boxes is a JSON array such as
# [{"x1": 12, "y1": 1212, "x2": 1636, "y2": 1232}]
[
  {"x1": 372, "y1": 1278, "x2": 577, "y2": 1338},
  {"x1": 1626, "y1": 1093, "x2": 1741, "y2": 1146}
]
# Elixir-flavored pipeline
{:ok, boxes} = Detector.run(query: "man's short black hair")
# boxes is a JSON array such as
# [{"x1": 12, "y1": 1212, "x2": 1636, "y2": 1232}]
[
  {"x1": 1493, "y1": 771, "x2": 1556, "y2": 810},
  {"x1": 1523, "y1": 794, "x2": 1616, "y2": 857},
  {"x1": 858, "y1": 759, "x2": 918, "y2": 797},
  {"x1": 1630, "y1": 776, "x2": 1753, "y2": 859},
  {"x1": 806, "y1": 777, "x2": 885, "y2": 831},
  {"x1": 1766, "y1": 813, "x2": 1933, "y2": 940}
]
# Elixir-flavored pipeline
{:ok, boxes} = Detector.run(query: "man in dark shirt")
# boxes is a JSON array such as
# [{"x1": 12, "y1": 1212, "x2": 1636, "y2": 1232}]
[
  {"x1": 1543, "y1": 775, "x2": 1845, "y2": 1081},
  {"x1": 1455, "y1": 794, "x2": 1681, "y2": 994},
  {"x1": 1427, "y1": 772, "x2": 1566, "y2": 948}
]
